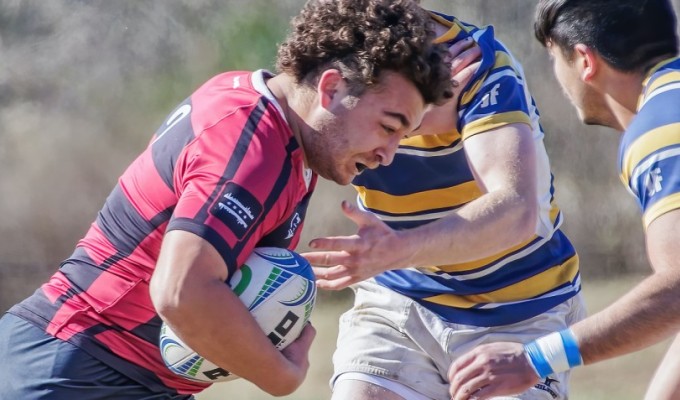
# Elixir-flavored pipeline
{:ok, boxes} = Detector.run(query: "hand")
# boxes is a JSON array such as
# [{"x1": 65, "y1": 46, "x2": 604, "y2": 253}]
[
  {"x1": 448, "y1": 342, "x2": 539, "y2": 400},
  {"x1": 278, "y1": 323, "x2": 317, "y2": 392},
  {"x1": 413, "y1": 37, "x2": 481, "y2": 136},
  {"x1": 448, "y1": 37, "x2": 482, "y2": 90},
  {"x1": 302, "y1": 201, "x2": 409, "y2": 290}
]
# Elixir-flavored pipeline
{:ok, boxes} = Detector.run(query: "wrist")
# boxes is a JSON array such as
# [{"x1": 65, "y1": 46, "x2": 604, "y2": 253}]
[
  {"x1": 393, "y1": 229, "x2": 419, "y2": 269},
  {"x1": 524, "y1": 329, "x2": 583, "y2": 379}
]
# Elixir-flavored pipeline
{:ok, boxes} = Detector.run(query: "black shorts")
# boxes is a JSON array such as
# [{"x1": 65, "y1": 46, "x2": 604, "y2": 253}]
[{"x1": 0, "y1": 313, "x2": 194, "y2": 400}]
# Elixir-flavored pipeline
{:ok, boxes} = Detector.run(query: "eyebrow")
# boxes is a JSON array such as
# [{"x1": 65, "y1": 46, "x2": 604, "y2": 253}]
[{"x1": 384, "y1": 111, "x2": 411, "y2": 130}]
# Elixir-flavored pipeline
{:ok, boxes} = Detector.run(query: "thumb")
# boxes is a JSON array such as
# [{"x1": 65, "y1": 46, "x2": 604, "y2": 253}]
[{"x1": 341, "y1": 200, "x2": 377, "y2": 228}]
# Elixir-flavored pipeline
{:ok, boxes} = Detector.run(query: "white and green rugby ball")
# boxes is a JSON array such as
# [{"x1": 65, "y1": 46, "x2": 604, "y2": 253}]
[{"x1": 159, "y1": 247, "x2": 316, "y2": 383}]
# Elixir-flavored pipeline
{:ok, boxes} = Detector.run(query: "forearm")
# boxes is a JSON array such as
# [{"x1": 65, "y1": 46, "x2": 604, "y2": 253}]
[
  {"x1": 573, "y1": 270, "x2": 680, "y2": 365},
  {"x1": 400, "y1": 188, "x2": 537, "y2": 268},
  {"x1": 156, "y1": 276, "x2": 300, "y2": 395},
  {"x1": 644, "y1": 333, "x2": 680, "y2": 400}
]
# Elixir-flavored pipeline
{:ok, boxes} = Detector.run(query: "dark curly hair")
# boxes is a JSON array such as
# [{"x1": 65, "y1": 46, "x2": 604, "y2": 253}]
[{"x1": 276, "y1": 0, "x2": 453, "y2": 105}]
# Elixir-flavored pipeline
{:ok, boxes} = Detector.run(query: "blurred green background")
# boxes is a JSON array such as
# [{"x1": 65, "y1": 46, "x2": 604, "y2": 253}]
[{"x1": 1, "y1": 0, "x2": 678, "y2": 398}]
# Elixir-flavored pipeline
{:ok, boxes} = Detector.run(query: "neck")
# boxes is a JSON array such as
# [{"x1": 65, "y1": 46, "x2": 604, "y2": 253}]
[
  {"x1": 266, "y1": 74, "x2": 311, "y2": 168},
  {"x1": 599, "y1": 68, "x2": 645, "y2": 131}
]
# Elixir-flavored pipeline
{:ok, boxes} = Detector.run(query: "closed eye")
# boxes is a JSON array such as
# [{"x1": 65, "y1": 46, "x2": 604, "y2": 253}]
[{"x1": 381, "y1": 124, "x2": 397, "y2": 134}]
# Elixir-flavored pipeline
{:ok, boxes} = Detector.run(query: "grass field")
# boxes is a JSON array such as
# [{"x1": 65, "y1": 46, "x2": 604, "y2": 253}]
[{"x1": 197, "y1": 275, "x2": 670, "y2": 400}]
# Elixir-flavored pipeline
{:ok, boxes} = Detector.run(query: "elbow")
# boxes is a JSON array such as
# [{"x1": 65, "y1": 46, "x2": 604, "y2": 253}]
[
  {"x1": 514, "y1": 197, "x2": 539, "y2": 243},
  {"x1": 253, "y1": 364, "x2": 305, "y2": 397},
  {"x1": 150, "y1": 274, "x2": 185, "y2": 322},
  {"x1": 266, "y1": 382, "x2": 301, "y2": 397}
]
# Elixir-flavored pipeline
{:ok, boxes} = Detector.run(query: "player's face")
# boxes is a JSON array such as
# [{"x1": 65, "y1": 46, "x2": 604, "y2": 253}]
[
  {"x1": 305, "y1": 71, "x2": 427, "y2": 185},
  {"x1": 548, "y1": 43, "x2": 614, "y2": 128}
]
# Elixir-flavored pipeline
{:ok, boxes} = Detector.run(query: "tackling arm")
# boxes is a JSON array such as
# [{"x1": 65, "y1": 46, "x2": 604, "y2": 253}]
[
  {"x1": 306, "y1": 122, "x2": 538, "y2": 289},
  {"x1": 573, "y1": 210, "x2": 680, "y2": 362}
]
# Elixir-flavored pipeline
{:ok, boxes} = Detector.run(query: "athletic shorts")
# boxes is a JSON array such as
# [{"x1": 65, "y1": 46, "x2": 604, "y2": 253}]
[
  {"x1": 331, "y1": 280, "x2": 587, "y2": 400},
  {"x1": 0, "y1": 313, "x2": 194, "y2": 400}
]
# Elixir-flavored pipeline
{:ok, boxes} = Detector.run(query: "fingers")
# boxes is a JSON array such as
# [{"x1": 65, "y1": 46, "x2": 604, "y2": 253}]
[
  {"x1": 303, "y1": 250, "x2": 351, "y2": 266},
  {"x1": 448, "y1": 354, "x2": 480, "y2": 398},
  {"x1": 448, "y1": 343, "x2": 538, "y2": 400},
  {"x1": 340, "y1": 200, "x2": 379, "y2": 228},
  {"x1": 282, "y1": 323, "x2": 316, "y2": 358},
  {"x1": 454, "y1": 60, "x2": 482, "y2": 90},
  {"x1": 447, "y1": 36, "x2": 475, "y2": 60},
  {"x1": 451, "y1": 375, "x2": 490, "y2": 400},
  {"x1": 315, "y1": 275, "x2": 355, "y2": 291},
  {"x1": 307, "y1": 236, "x2": 358, "y2": 252},
  {"x1": 312, "y1": 264, "x2": 350, "y2": 279},
  {"x1": 297, "y1": 322, "x2": 317, "y2": 347},
  {"x1": 451, "y1": 44, "x2": 481, "y2": 73}
]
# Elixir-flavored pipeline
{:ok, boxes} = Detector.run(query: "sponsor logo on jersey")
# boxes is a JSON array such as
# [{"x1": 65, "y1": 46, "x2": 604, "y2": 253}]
[
  {"x1": 534, "y1": 376, "x2": 559, "y2": 399},
  {"x1": 285, "y1": 212, "x2": 302, "y2": 239},
  {"x1": 211, "y1": 182, "x2": 263, "y2": 238}
]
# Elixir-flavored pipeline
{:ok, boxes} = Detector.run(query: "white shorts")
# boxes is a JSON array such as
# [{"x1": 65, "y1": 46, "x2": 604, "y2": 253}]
[{"x1": 331, "y1": 280, "x2": 587, "y2": 400}]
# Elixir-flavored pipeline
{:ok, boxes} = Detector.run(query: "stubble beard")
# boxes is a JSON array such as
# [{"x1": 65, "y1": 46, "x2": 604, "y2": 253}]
[{"x1": 304, "y1": 119, "x2": 351, "y2": 185}]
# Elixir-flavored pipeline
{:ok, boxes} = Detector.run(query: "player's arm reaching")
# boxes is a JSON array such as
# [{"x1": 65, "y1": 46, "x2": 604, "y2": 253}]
[
  {"x1": 447, "y1": 209, "x2": 680, "y2": 400},
  {"x1": 150, "y1": 230, "x2": 315, "y2": 396},
  {"x1": 306, "y1": 121, "x2": 537, "y2": 290},
  {"x1": 644, "y1": 333, "x2": 680, "y2": 399}
]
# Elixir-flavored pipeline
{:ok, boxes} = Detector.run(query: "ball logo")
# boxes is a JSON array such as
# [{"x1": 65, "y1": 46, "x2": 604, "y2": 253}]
[{"x1": 267, "y1": 311, "x2": 300, "y2": 347}]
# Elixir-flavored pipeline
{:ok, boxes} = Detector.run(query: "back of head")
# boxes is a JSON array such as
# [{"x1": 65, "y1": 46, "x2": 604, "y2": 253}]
[
  {"x1": 535, "y1": 0, "x2": 679, "y2": 72},
  {"x1": 276, "y1": 0, "x2": 453, "y2": 105}
]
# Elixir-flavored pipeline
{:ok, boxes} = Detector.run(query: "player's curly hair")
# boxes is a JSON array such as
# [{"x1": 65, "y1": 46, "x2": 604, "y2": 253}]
[{"x1": 276, "y1": 0, "x2": 453, "y2": 105}]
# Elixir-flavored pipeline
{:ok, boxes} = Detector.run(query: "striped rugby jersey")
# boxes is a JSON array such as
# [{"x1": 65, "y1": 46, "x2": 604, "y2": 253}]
[
  {"x1": 8, "y1": 70, "x2": 317, "y2": 395},
  {"x1": 352, "y1": 13, "x2": 580, "y2": 327},
  {"x1": 620, "y1": 57, "x2": 680, "y2": 228}
]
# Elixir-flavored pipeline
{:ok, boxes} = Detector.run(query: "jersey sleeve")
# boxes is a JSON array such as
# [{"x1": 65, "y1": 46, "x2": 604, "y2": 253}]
[
  {"x1": 167, "y1": 100, "x2": 291, "y2": 274},
  {"x1": 458, "y1": 51, "x2": 533, "y2": 140},
  {"x1": 620, "y1": 79, "x2": 680, "y2": 228}
]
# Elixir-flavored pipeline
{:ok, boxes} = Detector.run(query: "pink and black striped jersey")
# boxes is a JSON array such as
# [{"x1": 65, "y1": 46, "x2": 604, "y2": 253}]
[{"x1": 9, "y1": 70, "x2": 317, "y2": 395}]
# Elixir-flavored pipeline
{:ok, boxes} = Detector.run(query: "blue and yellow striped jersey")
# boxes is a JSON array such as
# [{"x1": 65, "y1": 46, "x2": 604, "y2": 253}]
[
  {"x1": 620, "y1": 57, "x2": 680, "y2": 228},
  {"x1": 351, "y1": 13, "x2": 580, "y2": 327}
]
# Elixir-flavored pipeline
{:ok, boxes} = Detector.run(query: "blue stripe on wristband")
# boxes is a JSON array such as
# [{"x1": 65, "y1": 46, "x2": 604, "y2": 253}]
[
  {"x1": 559, "y1": 329, "x2": 583, "y2": 368},
  {"x1": 524, "y1": 341, "x2": 554, "y2": 378}
]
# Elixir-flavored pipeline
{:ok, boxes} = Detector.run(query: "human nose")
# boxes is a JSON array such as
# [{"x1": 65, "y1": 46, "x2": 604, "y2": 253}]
[{"x1": 377, "y1": 135, "x2": 402, "y2": 166}]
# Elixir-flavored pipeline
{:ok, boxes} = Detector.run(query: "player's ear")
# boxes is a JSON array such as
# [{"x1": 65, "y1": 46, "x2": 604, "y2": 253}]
[
  {"x1": 574, "y1": 43, "x2": 598, "y2": 83},
  {"x1": 317, "y1": 69, "x2": 347, "y2": 110}
]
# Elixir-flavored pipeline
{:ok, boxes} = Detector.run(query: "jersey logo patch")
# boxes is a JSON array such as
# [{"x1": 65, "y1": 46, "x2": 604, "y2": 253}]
[
  {"x1": 211, "y1": 182, "x2": 263, "y2": 238},
  {"x1": 481, "y1": 83, "x2": 500, "y2": 108},
  {"x1": 645, "y1": 167, "x2": 663, "y2": 197}
]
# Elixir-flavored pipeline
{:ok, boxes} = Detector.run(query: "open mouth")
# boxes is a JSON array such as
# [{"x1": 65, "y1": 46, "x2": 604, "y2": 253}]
[{"x1": 355, "y1": 163, "x2": 367, "y2": 174}]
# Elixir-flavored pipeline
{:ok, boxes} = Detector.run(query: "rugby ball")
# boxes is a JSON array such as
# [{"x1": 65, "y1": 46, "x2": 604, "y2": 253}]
[{"x1": 159, "y1": 247, "x2": 316, "y2": 383}]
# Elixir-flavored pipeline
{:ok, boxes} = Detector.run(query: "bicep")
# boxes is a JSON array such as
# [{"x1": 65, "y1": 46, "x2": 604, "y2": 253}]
[
  {"x1": 646, "y1": 209, "x2": 680, "y2": 273},
  {"x1": 463, "y1": 122, "x2": 536, "y2": 193},
  {"x1": 150, "y1": 230, "x2": 228, "y2": 308}
]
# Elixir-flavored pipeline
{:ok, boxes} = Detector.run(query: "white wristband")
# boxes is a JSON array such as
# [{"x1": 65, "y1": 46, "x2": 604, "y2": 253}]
[{"x1": 524, "y1": 329, "x2": 583, "y2": 378}]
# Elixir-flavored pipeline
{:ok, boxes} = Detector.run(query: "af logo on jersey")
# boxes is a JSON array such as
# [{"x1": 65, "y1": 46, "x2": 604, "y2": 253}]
[{"x1": 645, "y1": 167, "x2": 663, "y2": 197}]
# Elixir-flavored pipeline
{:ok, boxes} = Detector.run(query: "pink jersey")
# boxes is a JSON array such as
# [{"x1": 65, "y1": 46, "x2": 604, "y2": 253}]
[{"x1": 9, "y1": 70, "x2": 317, "y2": 394}]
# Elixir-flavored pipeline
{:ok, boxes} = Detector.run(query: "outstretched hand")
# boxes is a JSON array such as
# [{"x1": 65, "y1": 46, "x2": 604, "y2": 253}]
[
  {"x1": 448, "y1": 342, "x2": 539, "y2": 400},
  {"x1": 302, "y1": 201, "x2": 410, "y2": 290}
]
